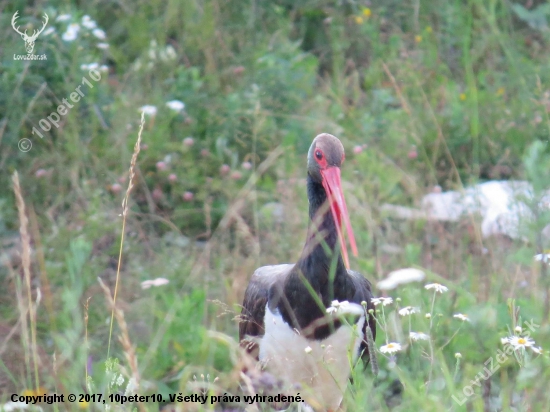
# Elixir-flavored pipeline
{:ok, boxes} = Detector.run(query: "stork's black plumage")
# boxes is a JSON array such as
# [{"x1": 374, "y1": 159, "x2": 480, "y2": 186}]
[{"x1": 239, "y1": 133, "x2": 376, "y2": 411}]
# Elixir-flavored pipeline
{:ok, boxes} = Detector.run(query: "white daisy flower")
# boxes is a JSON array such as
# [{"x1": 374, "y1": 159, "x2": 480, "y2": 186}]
[
  {"x1": 425, "y1": 283, "x2": 449, "y2": 293},
  {"x1": 166, "y1": 100, "x2": 185, "y2": 112},
  {"x1": 83, "y1": 20, "x2": 97, "y2": 29},
  {"x1": 139, "y1": 105, "x2": 157, "y2": 116},
  {"x1": 56, "y1": 14, "x2": 72, "y2": 22},
  {"x1": 92, "y1": 28, "x2": 106, "y2": 40},
  {"x1": 505, "y1": 336, "x2": 535, "y2": 350},
  {"x1": 163, "y1": 45, "x2": 177, "y2": 60},
  {"x1": 371, "y1": 297, "x2": 393, "y2": 306},
  {"x1": 455, "y1": 352, "x2": 462, "y2": 358},
  {"x1": 304, "y1": 346, "x2": 312, "y2": 354},
  {"x1": 327, "y1": 300, "x2": 352, "y2": 314},
  {"x1": 501, "y1": 337, "x2": 510, "y2": 345},
  {"x1": 531, "y1": 346, "x2": 543, "y2": 355},
  {"x1": 331, "y1": 300, "x2": 351, "y2": 307},
  {"x1": 453, "y1": 313, "x2": 470, "y2": 322},
  {"x1": 0, "y1": 402, "x2": 30, "y2": 411},
  {"x1": 62, "y1": 31, "x2": 77, "y2": 42},
  {"x1": 534, "y1": 253, "x2": 550, "y2": 263},
  {"x1": 43, "y1": 27, "x2": 55, "y2": 36},
  {"x1": 377, "y1": 268, "x2": 425, "y2": 290},
  {"x1": 141, "y1": 277, "x2": 169, "y2": 289},
  {"x1": 425, "y1": 313, "x2": 432, "y2": 319},
  {"x1": 326, "y1": 300, "x2": 362, "y2": 317},
  {"x1": 132, "y1": 60, "x2": 142, "y2": 71},
  {"x1": 380, "y1": 342, "x2": 402, "y2": 354},
  {"x1": 80, "y1": 62, "x2": 99, "y2": 71},
  {"x1": 62, "y1": 23, "x2": 80, "y2": 41},
  {"x1": 82, "y1": 15, "x2": 97, "y2": 29},
  {"x1": 398, "y1": 306, "x2": 418, "y2": 316},
  {"x1": 159, "y1": 47, "x2": 177, "y2": 61},
  {"x1": 97, "y1": 42, "x2": 110, "y2": 49},
  {"x1": 514, "y1": 326, "x2": 522, "y2": 333},
  {"x1": 409, "y1": 332, "x2": 430, "y2": 341}
]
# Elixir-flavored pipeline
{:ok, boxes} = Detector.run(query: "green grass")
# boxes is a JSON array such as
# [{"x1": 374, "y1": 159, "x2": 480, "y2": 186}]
[{"x1": 1, "y1": 0, "x2": 550, "y2": 410}]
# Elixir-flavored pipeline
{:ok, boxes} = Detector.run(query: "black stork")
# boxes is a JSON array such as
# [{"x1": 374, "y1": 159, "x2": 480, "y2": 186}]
[{"x1": 239, "y1": 133, "x2": 376, "y2": 411}]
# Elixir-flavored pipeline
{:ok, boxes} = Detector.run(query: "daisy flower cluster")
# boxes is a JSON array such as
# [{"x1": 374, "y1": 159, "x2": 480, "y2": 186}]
[
  {"x1": 56, "y1": 13, "x2": 109, "y2": 49},
  {"x1": 373, "y1": 282, "x2": 452, "y2": 354},
  {"x1": 50, "y1": 13, "x2": 111, "y2": 75},
  {"x1": 138, "y1": 100, "x2": 186, "y2": 118},
  {"x1": 371, "y1": 280, "x2": 476, "y2": 359},
  {"x1": 131, "y1": 40, "x2": 177, "y2": 71},
  {"x1": 369, "y1": 273, "x2": 545, "y2": 388},
  {"x1": 80, "y1": 62, "x2": 109, "y2": 73}
]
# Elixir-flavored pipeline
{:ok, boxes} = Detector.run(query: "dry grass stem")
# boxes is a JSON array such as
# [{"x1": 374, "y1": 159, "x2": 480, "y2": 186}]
[
  {"x1": 28, "y1": 204, "x2": 55, "y2": 328},
  {"x1": 98, "y1": 277, "x2": 145, "y2": 412},
  {"x1": 12, "y1": 171, "x2": 40, "y2": 391},
  {"x1": 84, "y1": 297, "x2": 91, "y2": 384},
  {"x1": 107, "y1": 112, "x2": 145, "y2": 358}
]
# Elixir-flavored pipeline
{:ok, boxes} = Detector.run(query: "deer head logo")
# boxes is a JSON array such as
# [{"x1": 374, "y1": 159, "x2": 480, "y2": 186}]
[{"x1": 12, "y1": 11, "x2": 49, "y2": 54}]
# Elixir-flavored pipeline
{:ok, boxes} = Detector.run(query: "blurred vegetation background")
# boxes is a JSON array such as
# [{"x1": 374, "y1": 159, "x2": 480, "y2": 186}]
[{"x1": 2, "y1": 0, "x2": 550, "y2": 410}]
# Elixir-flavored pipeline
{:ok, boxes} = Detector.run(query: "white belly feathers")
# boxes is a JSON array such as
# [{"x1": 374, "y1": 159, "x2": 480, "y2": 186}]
[{"x1": 259, "y1": 303, "x2": 365, "y2": 411}]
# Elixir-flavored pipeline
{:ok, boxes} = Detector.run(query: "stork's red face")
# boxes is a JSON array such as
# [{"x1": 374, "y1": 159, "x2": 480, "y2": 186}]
[{"x1": 308, "y1": 134, "x2": 358, "y2": 268}]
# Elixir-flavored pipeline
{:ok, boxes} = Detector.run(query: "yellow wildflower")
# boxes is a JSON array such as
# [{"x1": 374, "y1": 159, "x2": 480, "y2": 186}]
[
  {"x1": 355, "y1": 16, "x2": 364, "y2": 24},
  {"x1": 459, "y1": 93, "x2": 466, "y2": 101},
  {"x1": 496, "y1": 87, "x2": 505, "y2": 96},
  {"x1": 415, "y1": 35, "x2": 422, "y2": 43},
  {"x1": 21, "y1": 387, "x2": 47, "y2": 396},
  {"x1": 79, "y1": 401, "x2": 90, "y2": 409},
  {"x1": 363, "y1": 8, "x2": 372, "y2": 17},
  {"x1": 426, "y1": 26, "x2": 433, "y2": 33}
]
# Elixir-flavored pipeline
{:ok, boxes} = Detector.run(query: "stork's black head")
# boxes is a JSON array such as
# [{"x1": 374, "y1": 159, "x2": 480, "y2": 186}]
[
  {"x1": 307, "y1": 133, "x2": 346, "y2": 183},
  {"x1": 306, "y1": 133, "x2": 357, "y2": 268}
]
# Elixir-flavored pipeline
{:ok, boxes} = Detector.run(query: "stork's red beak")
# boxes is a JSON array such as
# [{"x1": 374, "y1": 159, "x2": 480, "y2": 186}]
[{"x1": 320, "y1": 167, "x2": 358, "y2": 269}]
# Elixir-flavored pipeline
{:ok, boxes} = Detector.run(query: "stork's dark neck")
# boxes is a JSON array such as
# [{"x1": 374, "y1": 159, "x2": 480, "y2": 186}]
[
  {"x1": 274, "y1": 174, "x2": 350, "y2": 338},
  {"x1": 298, "y1": 174, "x2": 346, "y2": 278}
]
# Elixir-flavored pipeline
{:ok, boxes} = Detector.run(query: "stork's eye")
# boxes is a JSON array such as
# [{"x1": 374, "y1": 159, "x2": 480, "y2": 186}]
[{"x1": 315, "y1": 150, "x2": 323, "y2": 160}]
